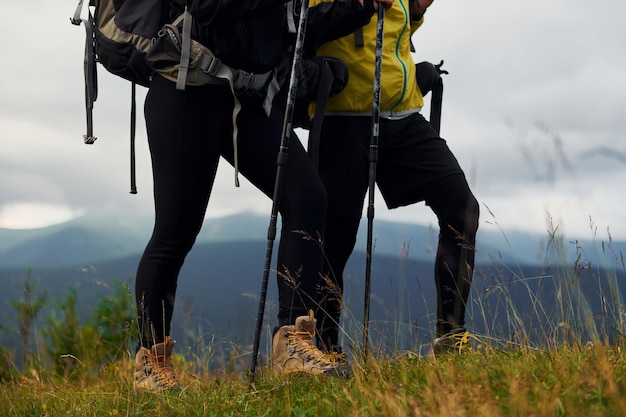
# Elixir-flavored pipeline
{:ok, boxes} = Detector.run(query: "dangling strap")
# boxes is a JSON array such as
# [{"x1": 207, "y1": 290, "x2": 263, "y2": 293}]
[
  {"x1": 429, "y1": 61, "x2": 447, "y2": 134},
  {"x1": 286, "y1": 0, "x2": 297, "y2": 34},
  {"x1": 354, "y1": 27, "x2": 364, "y2": 47},
  {"x1": 70, "y1": 0, "x2": 86, "y2": 25},
  {"x1": 308, "y1": 60, "x2": 335, "y2": 171},
  {"x1": 71, "y1": 0, "x2": 98, "y2": 144},
  {"x1": 130, "y1": 82, "x2": 138, "y2": 194},
  {"x1": 202, "y1": 62, "x2": 244, "y2": 186},
  {"x1": 195, "y1": 51, "x2": 279, "y2": 186},
  {"x1": 265, "y1": 76, "x2": 280, "y2": 117},
  {"x1": 176, "y1": 7, "x2": 192, "y2": 90},
  {"x1": 415, "y1": 60, "x2": 447, "y2": 134},
  {"x1": 83, "y1": 12, "x2": 98, "y2": 144},
  {"x1": 160, "y1": 10, "x2": 280, "y2": 186},
  {"x1": 429, "y1": 76, "x2": 443, "y2": 134}
]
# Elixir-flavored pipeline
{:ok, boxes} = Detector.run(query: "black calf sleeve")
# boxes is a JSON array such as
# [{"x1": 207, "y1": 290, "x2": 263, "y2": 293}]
[
  {"x1": 316, "y1": 215, "x2": 361, "y2": 347},
  {"x1": 425, "y1": 174, "x2": 479, "y2": 336}
]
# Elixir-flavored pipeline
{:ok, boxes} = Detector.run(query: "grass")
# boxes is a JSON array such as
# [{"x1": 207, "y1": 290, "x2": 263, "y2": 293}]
[
  {"x1": 2, "y1": 344, "x2": 626, "y2": 416},
  {"x1": 2, "y1": 216, "x2": 626, "y2": 416}
]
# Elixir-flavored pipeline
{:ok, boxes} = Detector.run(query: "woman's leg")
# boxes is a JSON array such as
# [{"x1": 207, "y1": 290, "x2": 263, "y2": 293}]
[
  {"x1": 314, "y1": 115, "x2": 371, "y2": 349},
  {"x1": 135, "y1": 76, "x2": 230, "y2": 347},
  {"x1": 221, "y1": 104, "x2": 327, "y2": 326}
]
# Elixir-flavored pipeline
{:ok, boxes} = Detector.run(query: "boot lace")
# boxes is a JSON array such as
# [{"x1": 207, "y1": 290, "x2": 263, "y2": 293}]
[
  {"x1": 325, "y1": 350, "x2": 347, "y2": 364},
  {"x1": 145, "y1": 352, "x2": 180, "y2": 388},
  {"x1": 288, "y1": 331, "x2": 337, "y2": 366}
]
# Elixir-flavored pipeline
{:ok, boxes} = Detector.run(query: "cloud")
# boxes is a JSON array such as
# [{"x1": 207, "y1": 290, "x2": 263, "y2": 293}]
[
  {"x1": 0, "y1": 202, "x2": 82, "y2": 230},
  {"x1": 1, "y1": 0, "x2": 625, "y2": 240}
]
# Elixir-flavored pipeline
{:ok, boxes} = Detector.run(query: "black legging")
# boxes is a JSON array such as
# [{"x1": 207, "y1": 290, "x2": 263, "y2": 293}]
[
  {"x1": 135, "y1": 75, "x2": 326, "y2": 347},
  {"x1": 317, "y1": 174, "x2": 479, "y2": 348}
]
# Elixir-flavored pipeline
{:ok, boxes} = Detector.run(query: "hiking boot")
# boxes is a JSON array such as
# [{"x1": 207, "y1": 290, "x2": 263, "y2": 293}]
[
  {"x1": 133, "y1": 336, "x2": 181, "y2": 392},
  {"x1": 432, "y1": 328, "x2": 474, "y2": 355},
  {"x1": 273, "y1": 310, "x2": 351, "y2": 377}
]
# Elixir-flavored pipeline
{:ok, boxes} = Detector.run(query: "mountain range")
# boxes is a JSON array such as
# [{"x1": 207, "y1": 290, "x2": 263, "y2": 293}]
[
  {"x1": 2, "y1": 211, "x2": 621, "y2": 268},
  {"x1": 1, "y1": 212, "x2": 624, "y2": 364}
]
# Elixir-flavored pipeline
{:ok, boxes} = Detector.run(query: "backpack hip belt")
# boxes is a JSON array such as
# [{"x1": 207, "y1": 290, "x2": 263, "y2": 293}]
[
  {"x1": 147, "y1": 10, "x2": 280, "y2": 187},
  {"x1": 150, "y1": 23, "x2": 277, "y2": 99}
]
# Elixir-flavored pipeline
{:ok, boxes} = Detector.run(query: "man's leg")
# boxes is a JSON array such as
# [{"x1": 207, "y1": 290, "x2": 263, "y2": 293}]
[
  {"x1": 375, "y1": 113, "x2": 479, "y2": 339},
  {"x1": 316, "y1": 214, "x2": 361, "y2": 350},
  {"x1": 221, "y1": 104, "x2": 327, "y2": 326},
  {"x1": 424, "y1": 174, "x2": 479, "y2": 336},
  {"x1": 314, "y1": 115, "x2": 371, "y2": 350}
]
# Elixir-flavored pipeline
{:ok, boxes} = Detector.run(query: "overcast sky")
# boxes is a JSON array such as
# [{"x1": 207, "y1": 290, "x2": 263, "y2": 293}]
[{"x1": 1, "y1": 1, "x2": 625, "y2": 243}]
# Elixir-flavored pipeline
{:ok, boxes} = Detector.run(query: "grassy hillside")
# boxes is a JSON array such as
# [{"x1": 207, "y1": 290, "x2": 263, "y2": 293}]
[
  {"x1": 1, "y1": 238, "x2": 624, "y2": 369},
  {"x1": 1, "y1": 214, "x2": 625, "y2": 415},
  {"x1": 1, "y1": 345, "x2": 625, "y2": 416}
]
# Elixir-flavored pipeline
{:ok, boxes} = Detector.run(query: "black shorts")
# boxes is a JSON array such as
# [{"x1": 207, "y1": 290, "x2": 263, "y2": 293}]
[{"x1": 316, "y1": 112, "x2": 465, "y2": 218}]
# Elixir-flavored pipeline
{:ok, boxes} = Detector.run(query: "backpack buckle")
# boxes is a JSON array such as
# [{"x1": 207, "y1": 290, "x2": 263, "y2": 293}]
[
  {"x1": 198, "y1": 52, "x2": 222, "y2": 77},
  {"x1": 206, "y1": 56, "x2": 222, "y2": 76}
]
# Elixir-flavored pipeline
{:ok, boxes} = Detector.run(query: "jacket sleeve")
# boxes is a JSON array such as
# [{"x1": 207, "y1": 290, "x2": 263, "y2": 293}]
[
  {"x1": 307, "y1": 0, "x2": 374, "y2": 45},
  {"x1": 167, "y1": 0, "x2": 289, "y2": 27}
]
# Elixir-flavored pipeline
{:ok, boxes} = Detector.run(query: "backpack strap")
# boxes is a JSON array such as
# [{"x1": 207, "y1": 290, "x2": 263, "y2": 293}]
[
  {"x1": 308, "y1": 60, "x2": 339, "y2": 171},
  {"x1": 354, "y1": 27, "x2": 364, "y2": 47},
  {"x1": 129, "y1": 82, "x2": 138, "y2": 194},
  {"x1": 149, "y1": 20, "x2": 279, "y2": 186},
  {"x1": 429, "y1": 72, "x2": 443, "y2": 134},
  {"x1": 70, "y1": 0, "x2": 87, "y2": 25},
  {"x1": 71, "y1": 0, "x2": 98, "y2": 144},
  {"x1": 192, "y1": 40, "x2": 279, "y2": 187},
  {"x1": 415, "y1": 60, "x2": 447, "y2": 134},
  {"x1": 286, "y1": 0, "x2": 298, "y2": 34},
  {"x1": 175, "y1": 7, "x2": 192, "y2": 90},
  {"x1": 72, "y1": 0, "x2": 139, "y2": 193},
  {"x1": 195, "y1": 53, "x2": 279, "y2": 116}
]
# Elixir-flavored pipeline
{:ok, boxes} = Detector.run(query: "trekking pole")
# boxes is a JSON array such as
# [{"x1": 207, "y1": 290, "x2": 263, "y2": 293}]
[
  {"x1": 363, "y1": 6, "x2": 385, "y2": 358},
  {"x1": 249, "y1": 0, "x2": 310, "y2": 388}
]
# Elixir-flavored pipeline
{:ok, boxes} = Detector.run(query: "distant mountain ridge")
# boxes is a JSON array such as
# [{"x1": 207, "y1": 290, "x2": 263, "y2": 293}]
[
  {"x1": 1, "y1": 212, "x2": 625, "y2": 364},
  {"x1": 1, "y1": 211, "x2": 621, "y2": 269}
]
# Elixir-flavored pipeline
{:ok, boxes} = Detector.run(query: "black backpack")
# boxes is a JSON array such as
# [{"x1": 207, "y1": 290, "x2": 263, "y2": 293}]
[
  {"x1": 415, "y1": 60, "x2": 448, "y2": 134},
  {"x1": 71, "y1": 0, "x2": 350, "y2": 189},
  {"x1": 71, "y1": 0, "x2": 163, "y2": 193}
]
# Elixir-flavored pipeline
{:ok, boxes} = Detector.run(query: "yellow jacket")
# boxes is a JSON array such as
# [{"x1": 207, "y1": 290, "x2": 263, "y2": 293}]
[{"x1": 308, "y1": 0, "x2": 425, "y2": 117}]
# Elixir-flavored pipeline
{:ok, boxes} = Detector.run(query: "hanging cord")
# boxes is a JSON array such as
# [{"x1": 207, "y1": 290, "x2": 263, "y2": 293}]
[{"x1": 130, "y1": 82, "x2": 138, "y2": 194}]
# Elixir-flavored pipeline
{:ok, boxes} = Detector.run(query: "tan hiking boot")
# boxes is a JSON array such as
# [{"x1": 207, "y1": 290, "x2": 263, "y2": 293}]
[
  {"x1": 273, "y1": 310, "x2": 350, "y2": 376},
  {"x1": 133, "y1": 336, "x2": 181, "y2": 392}
]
